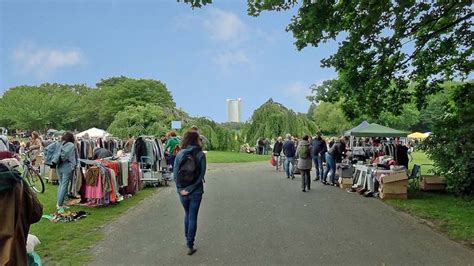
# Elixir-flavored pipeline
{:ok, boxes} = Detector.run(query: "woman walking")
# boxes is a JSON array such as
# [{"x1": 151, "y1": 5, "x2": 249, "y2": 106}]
[
  {"x1": 56, "y1": 132, "x2": 78, "y2": 213},
  {"x1": 296, "y1": 135, "x2": 312, "y2": 192},
  {"x1": 173, "y1": 130, "x2": 207, "y2": 255}
]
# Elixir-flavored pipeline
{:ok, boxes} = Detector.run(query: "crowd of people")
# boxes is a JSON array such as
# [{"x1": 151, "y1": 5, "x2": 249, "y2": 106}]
[
  {"x1": 0, "y1": 125, "x2": 211, "y2": 261},
  {"x1": 269, "y1": 132, "x2": 411, "y2": 192}
]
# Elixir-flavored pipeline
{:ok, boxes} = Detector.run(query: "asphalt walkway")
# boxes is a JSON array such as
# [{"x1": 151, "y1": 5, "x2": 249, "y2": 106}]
[{"x1": 90, "y1": 162, "x2": 474, "y2": 265}]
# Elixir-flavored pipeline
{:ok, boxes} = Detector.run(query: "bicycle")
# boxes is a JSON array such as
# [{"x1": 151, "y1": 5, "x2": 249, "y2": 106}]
[{"x1": 19, "y1": 152, "x2": 45, "y2": 193}]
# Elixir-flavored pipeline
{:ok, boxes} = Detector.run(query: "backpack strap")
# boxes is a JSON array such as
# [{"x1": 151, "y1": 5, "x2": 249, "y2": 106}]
[{"x1": 192, "y1": 148, "x2": 204, "y2": 183}]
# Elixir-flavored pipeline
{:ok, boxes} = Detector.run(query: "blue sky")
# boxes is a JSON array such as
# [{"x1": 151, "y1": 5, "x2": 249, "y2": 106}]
[{"x1": 0, "y1": 0, "x2": 337, "y2": 122}]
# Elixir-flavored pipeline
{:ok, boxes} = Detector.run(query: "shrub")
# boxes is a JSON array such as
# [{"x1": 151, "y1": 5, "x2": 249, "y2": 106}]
[{"x1": 420, "y1": 82, "x2": 474, "y2": 196}]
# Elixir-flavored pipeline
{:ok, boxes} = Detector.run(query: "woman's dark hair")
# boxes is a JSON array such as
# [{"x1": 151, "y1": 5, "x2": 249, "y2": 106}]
[
  {"x1": 62, "y1": 132, "x2": 75, "y2": 143},
  {"x1": 302, "y1": 135, "x2": 309, "y2": 141},
  {"x1": 180, "y1": 130, "x2": 201, "y2": 148}
]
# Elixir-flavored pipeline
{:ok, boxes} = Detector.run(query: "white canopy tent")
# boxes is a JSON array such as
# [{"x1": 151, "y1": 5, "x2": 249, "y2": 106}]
[{"x1": 75, "y1": 127, "x2": 110, "y2": 138}]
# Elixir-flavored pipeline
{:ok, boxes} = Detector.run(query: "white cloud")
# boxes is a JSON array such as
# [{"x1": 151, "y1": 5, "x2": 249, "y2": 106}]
[
  {"x1": 283, "y1": 81, "x2": 312, "y2": 104},
  {"x1": 212, "y1": 50, "x2": 251, "y2": 70},
  {"x1": 203, "y1": 8, "x2": 247, "y2": 43},
  {"x1": 12, "y1": 44, "x2": 83, "y2": 78}
]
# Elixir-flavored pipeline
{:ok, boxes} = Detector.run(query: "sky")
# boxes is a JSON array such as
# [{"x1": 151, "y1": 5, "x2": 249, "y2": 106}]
[{"x1": 0, "y1": 0, "x2": 338, "y2": 123}]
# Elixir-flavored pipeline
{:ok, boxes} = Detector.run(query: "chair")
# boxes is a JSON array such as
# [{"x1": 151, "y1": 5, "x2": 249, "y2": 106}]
[{"x1": 408, "y1": 164, "x2": 421, "y2": 189}]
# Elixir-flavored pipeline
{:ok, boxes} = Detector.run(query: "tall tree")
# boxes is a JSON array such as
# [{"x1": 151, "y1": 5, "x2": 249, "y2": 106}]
[
  {"x1": 0, "y1": 84, "x2": 85, "y2": 131},
  {"x1": 420, "y1": 82, "x2": 474, "y2": 195},
  {"x1": 312, "y1": 101, "x2": 353, "y2": 136},
  {"x1": 107, "y1": 104, "x2": 173, "y2": 138},
  {"x1": 242, "y1": 99, "x2": 317, "y2": 144},
  {"x1": 98, "y1": 77, "x2": 176, "y2": 126}
]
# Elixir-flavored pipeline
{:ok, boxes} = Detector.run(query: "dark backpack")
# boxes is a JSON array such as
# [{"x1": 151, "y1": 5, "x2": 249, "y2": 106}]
[
  {"x1": 177, "y1": 150, "x2": 200, "y2": 187},
  {"x1": 299, "y1": 145, "x2": 310, "y2": 159}
]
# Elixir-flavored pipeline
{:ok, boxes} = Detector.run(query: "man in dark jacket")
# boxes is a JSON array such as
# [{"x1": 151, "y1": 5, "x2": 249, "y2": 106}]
[
  {"x1": 282, "y1": 134, "x2": 296, "y2": 179},
  {"x1": 310, "y1": 133, "x2": 327, "y2": 182},
  {"x1": 257, "y1": 138, "x2": 264, "y2": 155},
  {"x1": 0, "y1": 163, "x2": 43, "y2": 265}
]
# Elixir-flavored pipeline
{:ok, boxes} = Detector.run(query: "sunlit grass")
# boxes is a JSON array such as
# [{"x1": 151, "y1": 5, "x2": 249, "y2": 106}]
[{"x1": 29, "y1": 183, "x2": 158, "y2": 264}]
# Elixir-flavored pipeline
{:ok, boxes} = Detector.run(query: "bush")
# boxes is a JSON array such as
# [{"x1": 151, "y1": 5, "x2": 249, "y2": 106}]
[{"x1": 420, "y1": 82, "x2": 474, "y2": 196}]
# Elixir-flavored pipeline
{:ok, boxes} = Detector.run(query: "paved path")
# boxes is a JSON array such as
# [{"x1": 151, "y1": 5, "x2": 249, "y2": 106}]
[{"x1": 90, "y1": 162, "x2": 474, "y2": 265}]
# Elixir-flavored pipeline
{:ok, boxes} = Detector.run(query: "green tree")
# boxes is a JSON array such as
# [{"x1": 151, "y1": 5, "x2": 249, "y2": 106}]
[
  {"x1": 107, "y1": 104, "x2": 173, "y2": 138},
  {"x1": 98, "y1": 77, "x2": 176, "y2": 126},
  {"x1": 312, "y1": 101, "x2": 352, "y2": 136},
  {"x1": 306, "y1": 103, "x2": 316, "y2": 120},
  {"x1": 377, "y1": 103, "x2": 420, "y2": 131},
  {"x1": 420, "y1": 82, "x2": 474, "y2": 196},
  {"x1": 0, "y1": 84, "x2": 85, "y2": 131},
  {"x1": 242, "y1": 99, "x2": 317, "y2": 144},
  {"x1": 182, "y1": 117, "x2": 240, "y2": 151}
]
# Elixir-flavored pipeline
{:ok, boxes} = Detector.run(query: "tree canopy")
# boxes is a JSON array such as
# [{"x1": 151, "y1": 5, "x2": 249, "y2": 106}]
[
  {"x1": 0, "y1": 84, "x2": 87, "y2": 131},
  {"x1": 311, "y1": 101, "x2": 353, "y2": 136},
  {"x1": 98, "y1": 77, "x2": 175, "y2": 126},
  {"x1": 242, "y1": 99, "x2": 317, "y2": 144},
  {"x1": 107, "y1": 104, "x2": 178, "y2": 139}
]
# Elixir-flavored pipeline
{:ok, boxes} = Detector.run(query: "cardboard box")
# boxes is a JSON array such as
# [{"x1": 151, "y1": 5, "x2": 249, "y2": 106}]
[
  {"x1": 339, "y1": 183, "x2": 353, "y2": 189},
  {"x1": 338, "y1": 177, "x2": 353, "y2": 185},
  {"x1": 381, "y1": 172, "x2": 408, "y2": 184},
  {"x1": 420, "y1": 176, "x2": 446, "y2": 191},
  {"x1": 337, "y1": 167, "x2": 353, "y2": 178},
  {"x1": 379, "y1": 192, "x2": 407, "y2": 200},
  {"x1": 379, "y1": 183, "x2": 407, "y2": 194}
]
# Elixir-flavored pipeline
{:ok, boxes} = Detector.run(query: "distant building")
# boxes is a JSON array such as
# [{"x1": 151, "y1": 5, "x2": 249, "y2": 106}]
[{"x1": 227, "y1": 98, "x2": 242, "y2": 123}]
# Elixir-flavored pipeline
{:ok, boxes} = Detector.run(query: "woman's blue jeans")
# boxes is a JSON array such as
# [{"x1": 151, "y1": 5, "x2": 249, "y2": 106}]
[
  {"x1": 312, "y1": 155, "x2": 323, "y2": 181},
  {"x1": 179, "y1": 193, "x2": 203, "y2": 249},
  {"x1": 323, "y1": 153, "x2": 336, "y2": 184},
  {"x1": 284, "y1": 157, "x2": 295, "y2": 178},
  {"x1": 57, "y1": 168, "x2": 73, "y2": 207}
]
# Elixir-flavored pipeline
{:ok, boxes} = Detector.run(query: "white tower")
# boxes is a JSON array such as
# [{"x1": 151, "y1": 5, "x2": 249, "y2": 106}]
[{"x1": 227, "y1": 98, "x2": 242, "y2": 123}]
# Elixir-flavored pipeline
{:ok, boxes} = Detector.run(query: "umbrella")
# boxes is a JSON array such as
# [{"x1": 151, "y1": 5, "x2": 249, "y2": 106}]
[{"x1": 408, "y1": 132, "x2": 427, "y2": 139}]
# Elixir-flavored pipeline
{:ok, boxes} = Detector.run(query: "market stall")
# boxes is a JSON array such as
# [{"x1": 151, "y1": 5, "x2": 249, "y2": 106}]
[{"x1": 338, "y1": 123, "x2": 410, "y2": 199}]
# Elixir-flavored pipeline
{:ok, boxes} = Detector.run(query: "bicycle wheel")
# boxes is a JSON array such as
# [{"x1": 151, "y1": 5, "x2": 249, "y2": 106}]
[{"x1": 26, "y1": 167, "x2": 45, "y2": 193}]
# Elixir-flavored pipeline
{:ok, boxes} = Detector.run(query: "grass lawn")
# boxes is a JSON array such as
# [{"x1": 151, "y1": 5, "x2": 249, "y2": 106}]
[
  {"x1": 409, "y1": 151, "x2": 434, "y2": 175},
  {"x1": 386, "y1": 151, "x2": 474, "y2": 246},
  {"x1": 30, "y1": 183, "x2": 158, "y2": 264},
  {"x1": 387, "y1": 191, "x2": 474, "y2": 245},
  {"x1": 206, "y1": 151, "x2": 270, "y2": 163}
]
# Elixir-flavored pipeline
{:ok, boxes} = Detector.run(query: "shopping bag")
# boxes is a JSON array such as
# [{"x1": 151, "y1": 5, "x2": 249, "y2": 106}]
[
  {"x1": 270, "y1": 157, "x2": 277, "y2": 166},
  {"x1": 293, "y1": 165, "x2": 301, "y2": 175}
]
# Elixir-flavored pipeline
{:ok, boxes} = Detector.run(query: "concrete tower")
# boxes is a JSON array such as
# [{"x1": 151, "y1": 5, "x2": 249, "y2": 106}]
[{"x1": 226, "y1": 98, "x2": 242, "y2": 123}]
